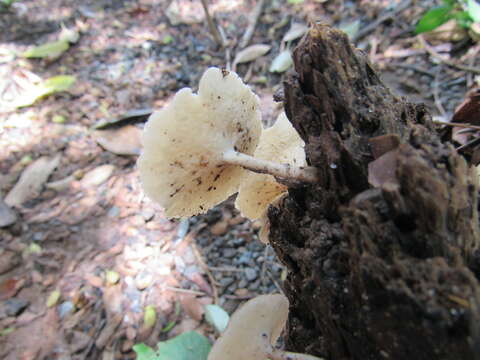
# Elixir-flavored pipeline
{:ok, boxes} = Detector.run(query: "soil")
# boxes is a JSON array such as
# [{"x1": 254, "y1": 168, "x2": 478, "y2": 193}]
[{"x1": 0, "y1": 0, "x2": 478, "y2": 359}]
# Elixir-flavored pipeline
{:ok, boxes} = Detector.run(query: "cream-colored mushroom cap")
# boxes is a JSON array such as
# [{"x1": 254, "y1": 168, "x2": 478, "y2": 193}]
[
  {"x1": 235, "y1": 112, "x2": 306, "y2": 220},
  {"x1": 258, "y1": 192, "x2": 287, "y2": 244},
  {"x1": 138, "y1": 67, "x2": 262, "y2": 218},
  {"x1": 207, "y1": 294, "x2": 289, "y2": 360}
]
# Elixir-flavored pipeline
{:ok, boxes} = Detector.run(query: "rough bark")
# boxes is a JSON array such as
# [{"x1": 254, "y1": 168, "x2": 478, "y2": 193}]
[{"x1": 270, "y1": 24, "x2": 480, "y2": 360}]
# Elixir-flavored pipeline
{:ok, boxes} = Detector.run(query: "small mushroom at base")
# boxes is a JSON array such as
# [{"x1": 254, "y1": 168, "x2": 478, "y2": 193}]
[
  {"x1": 235, "y1": 112, "x2": 306, "y2": 221},
  {"x1": 207, "y1": 294, "x2": 324, "y2": 360}
]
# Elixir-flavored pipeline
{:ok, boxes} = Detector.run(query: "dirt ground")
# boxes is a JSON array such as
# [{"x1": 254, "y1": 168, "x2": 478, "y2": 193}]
[{"x1": 0, "y1": 0, "x2": 479, "y2": 359}]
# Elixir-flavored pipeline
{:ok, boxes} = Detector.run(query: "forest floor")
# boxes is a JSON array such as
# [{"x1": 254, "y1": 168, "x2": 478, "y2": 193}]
[{"x1": 0, "y1": 0, "x2": 479, "y2": 359}]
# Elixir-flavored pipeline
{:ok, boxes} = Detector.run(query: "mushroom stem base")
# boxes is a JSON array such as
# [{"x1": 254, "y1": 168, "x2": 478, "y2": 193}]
[{"x1": 222, "y1": 150, "x2": 318, "y2": 183}]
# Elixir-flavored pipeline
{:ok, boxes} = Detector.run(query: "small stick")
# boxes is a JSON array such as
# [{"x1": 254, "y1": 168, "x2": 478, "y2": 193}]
[
  {"x1": 419, "y1": 35, "x2": 480, "y2": 75},
  {"x1": 433, "y1": 67, "x2": 447, "y2": 119},
  {"x1": 164, "y1": 286, "x2": 206, "y2": 296},
  {"x1": 239, "y1": 0, "x2": 265, "y2": 49},
  {"x1": 200, "y1": 0, "x2": 224, "y2": 48},
  {"x1": 432, "y1": 121, "x2": 480, "y2": 132}
]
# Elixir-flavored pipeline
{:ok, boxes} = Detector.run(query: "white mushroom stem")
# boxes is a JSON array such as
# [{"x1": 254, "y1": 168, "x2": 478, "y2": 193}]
[
  {"x1": 222, "y1": 149, "x2": 319, "y2": 183},
  {"x1": 268, "y1": 348, "x2": 325, "y2": 360}
]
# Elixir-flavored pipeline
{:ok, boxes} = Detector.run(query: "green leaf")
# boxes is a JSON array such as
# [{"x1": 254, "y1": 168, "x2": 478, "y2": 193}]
[
  {"x1": 204, "y1": 304, "x2": 229, "y2": 333},
  {"x1": 133, "y1": 343, "x2": 157, "y2": 360},
  {"x1": 46, "y1": 290, "x2": 61, "y2": 308},
  {"x1": 134, "y1": 332, "x2": 211, "y2": 360},
  {"x1": 155, "y1": 331, "x2": 211, "y2": 360},
  {"x1": 467, "y1": 0, "x2": 480, "y2": 22},
  {"x1": 415, "y1": 5, "x2": 453, "y2": 34},
  {"x1": 144, "y1": 305, "x2": 157, "y2": 329},
  {"x1": 40, "y1": 75, "x2": 76, "y2": 95},
  {"x1": 287, "y1": 0, "x2": 304, "y2": 3},
  {"x1": 269, "y1": 50, "x2": 293, "y2": 73},
  {"x1": 22, "y1": 40, "x2": 69, "y2": 59},
  {"x1": 162, "y1": 35, "x2": 174, "y2": 45}
]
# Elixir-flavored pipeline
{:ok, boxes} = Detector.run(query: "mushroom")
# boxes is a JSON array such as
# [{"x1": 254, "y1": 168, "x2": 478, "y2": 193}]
[
  {"x1": 257, "y1": 193, "x2": 287, "y2": 244},
  {"x1": 138, "y1": 67, "x2": 318, "y2": 218},
  {"x1": 235, "y1": 112, "x2": 306, "y2": 221},
  {"x1": 138, "y1": 67, "x2": 262, "y2": 217},
  {"x1": 207, "y1": 294, "x2": 323, "y2": 360}
]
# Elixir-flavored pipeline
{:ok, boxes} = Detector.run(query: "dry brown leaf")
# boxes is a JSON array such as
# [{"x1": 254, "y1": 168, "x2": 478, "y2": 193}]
[
  {"x1": 80, "y1": 165, "x2": 115, "y2": 188},
  {"x1": 180, "y1": 294, "x2": 205, "y2": 321},
  {"x1": 5, "y1": 155, "x2": 61, "y2": 207},
  {"x1": 94, "y1": 125, "x2": 142, "y2": 156},
  {"x1": 233, "y1": 44, "x2": 271, "y2": 69},
  {"x1": 368, "y1": 150, "x2": 398, "y2": 188}
]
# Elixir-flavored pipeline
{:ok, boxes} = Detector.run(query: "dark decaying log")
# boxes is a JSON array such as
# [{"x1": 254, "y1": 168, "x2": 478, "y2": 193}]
[{"x1": 269, "y1": 24, "x2": 480, "y2": 360}]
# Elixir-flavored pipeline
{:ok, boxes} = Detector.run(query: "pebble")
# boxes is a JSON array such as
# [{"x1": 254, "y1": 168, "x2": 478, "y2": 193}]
[
  {"x1": 4, "y1": 298, "x2": 29, "y2": 317},
  {"x1": 210, "y1": 221, "x2": 229, "y2": 236},
  {"x1": 219, "y1": 277, "x2": 235, "y2": 288},
  {"x1": 58, "y1": 301, "x2": 75, "y2": 318},
  {"x1": 245, "y1": 268, "x2": 258, "y2": 282},
  {"x1": 222, "y1": 249, "x2": 236, "y2": 258}
]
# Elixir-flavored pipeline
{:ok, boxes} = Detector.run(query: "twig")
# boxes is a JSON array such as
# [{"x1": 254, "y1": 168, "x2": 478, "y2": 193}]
[
  {"x1": 209, "y1": 266, "x2": 244, "y2": 272},
  {"x1": 190, "y1": 241, "x2": 220, "y2": 304},
  {"x1": 433, "y1": 67, "x2": 447, "y2": 119},
  {"x1": 164, "y1": 286, "x2": 206, "y2": 296},
  {"x1": 467, "y1": 45, "x2": 480, "y2": 87},
  {"x1": 393, "y1": 63, "x2": 435, "y2": 78},
  {"x1": 352, "y1": 0, "x2": 411, "y2": 42},
  {"x1": 419, "y1": 35, "x2": 480, "y2": 75},
  {"x1": 432, "y1": 121, "x2": 480, "y2": 132},
  {"x1": 456, "y1": 136, "x2": 480, "y2": 153},
  {"x1": 200, "y1": 0, "x2": 224, "y2": 48},
  {"x1": 239, "y1": 0, "x2": 265, "y2": 49}
]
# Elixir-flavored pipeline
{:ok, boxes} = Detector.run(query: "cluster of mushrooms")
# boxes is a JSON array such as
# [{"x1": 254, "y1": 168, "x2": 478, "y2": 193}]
[
  {"x1": 138, "y1": 67, "x2": 318, "y2": 242},
  {"x1": 138, "y1": 67, "x2": 321, "y2": 359}
]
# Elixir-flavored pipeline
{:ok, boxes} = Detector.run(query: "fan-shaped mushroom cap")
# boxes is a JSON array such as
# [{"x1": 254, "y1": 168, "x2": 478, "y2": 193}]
[
  {"x1": 207, "y1": 294, "x2": 289, "y2": 360},
  {"x1": 138, "y1": 67, "x2": 262, "y2": 218},
  {"x1": 235, "y1": 112, "x2": 305, "y2": 220}
]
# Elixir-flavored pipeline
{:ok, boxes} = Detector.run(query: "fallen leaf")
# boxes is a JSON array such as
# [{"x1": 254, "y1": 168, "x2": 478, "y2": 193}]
[
  {"x1": 339, "y1": 20, "x2": 361, "y2": 39},
  {"x1": 204, "y1": 304, "x2": 229, "y2": 333},
  {"x1": 0, "y1": 250, "x2": 19, "y2": 275},
  {"x1": 269, "y1": 50, "x2": 293, "y2": 73},
  {"x1": 80, "y1": 165, "x2": 115, "y2": 188},
  {"x1": 180, "y1": 295, "x2": 205, "y2": 321},
  {"x1": 368, "y1": 134, "x2": 400, "y2": 159},
  {"x1": 0, "y1": 198, "x2": 16, "y2": 227},
  {"x1": 166, "y1": 0, "x2": 205, "y2": 25},
  {"x1": 22, "y1": 40, "x2": 69, "y2": 60},
  {"x1": 0, "y1": 278, "x2": 24, "y2": 301},
  {"x1": 14, "y1": 75, "x2": 76, "y2": 108},
  {"x1": 144, "y1": 305, "x2": 157, "y2": 329},
  {"x1": 233, "y1": 44, "x2": 271, "y2": 69},
  {"x1": 282, "y1": 23, "x2": 308, "y2": 43},
  {"x1": 5, "y1": 155, "x2": 61, "y2": 207},
  {"x1": 46, "y1": 290, "x2": 61, "y2": 308},
  {"x1": 368, "y1": 149, "x2": 399, "y2": 188},
  {"x1": 105, "y1": 270, "x2": 120, "y2": 285},
  {"x1": 134, "y1": 331, "x2": 211, "y2": 360},
  {"x1": 95, "y1": 125, "x2": 142, "y2": 156},
  {"x1": 95, "y1": 313, "x2": 122, "y2": 349}
]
